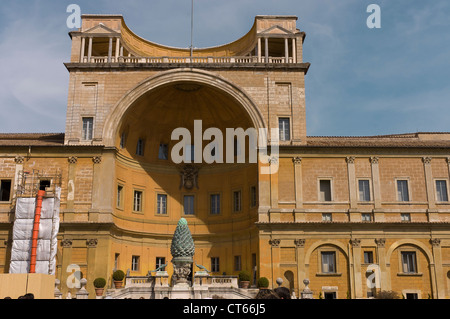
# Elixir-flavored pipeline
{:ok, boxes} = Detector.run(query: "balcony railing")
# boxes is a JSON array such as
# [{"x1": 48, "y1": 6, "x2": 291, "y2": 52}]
[{"x1": 81, "y1": 56, "x2": 295, "y2": 64}]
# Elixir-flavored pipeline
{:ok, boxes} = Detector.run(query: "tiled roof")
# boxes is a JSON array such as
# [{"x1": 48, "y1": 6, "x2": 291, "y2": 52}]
[
  {"x1": 0, "y1": 133, "x2": 65, "y2": 146},
  {"x1": 306, "y1": 132, "x2": 450, "y2": 148}
]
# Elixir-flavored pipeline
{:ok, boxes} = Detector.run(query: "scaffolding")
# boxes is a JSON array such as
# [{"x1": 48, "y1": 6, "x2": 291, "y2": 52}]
[
  {"x1": 10, "y1": 169, "x2": 62, "y2": 275},
  {"x1": 15, "y1": 169, "x2": 62, "y2": 199}
]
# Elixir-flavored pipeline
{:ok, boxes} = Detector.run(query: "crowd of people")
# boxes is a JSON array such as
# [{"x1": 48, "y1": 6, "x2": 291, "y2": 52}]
[
  {"x1": 4, "y1": 293, "x2": 35, "y2": 299},
  {"x1": 255, "y1": 287, "x2": 292, "y2": 299}
]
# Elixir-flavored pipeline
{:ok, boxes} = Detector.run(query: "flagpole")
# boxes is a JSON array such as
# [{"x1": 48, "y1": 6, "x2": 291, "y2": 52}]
[{"x1": 190, "y1": 0, "x2": 194, "y2": 57}]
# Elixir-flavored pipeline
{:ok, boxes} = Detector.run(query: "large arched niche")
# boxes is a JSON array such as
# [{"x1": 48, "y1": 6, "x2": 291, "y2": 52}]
[
  {"x1": 110, "y1": 68, "x2": 263, "y2": 241},
  {"x1": 103, "y1": 68, "x2": 267, "y2": 147}
]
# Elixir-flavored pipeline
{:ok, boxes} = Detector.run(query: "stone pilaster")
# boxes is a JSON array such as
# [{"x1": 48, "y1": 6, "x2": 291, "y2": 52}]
[
  {"x1": 293, "y1": 157, "x2": 306, "y2": 222},
  {"x1": 430, "y1": 239, "x2": 445, "y2": 298},
  {"x1": 66, "y1": 157, "x2": 78, "y2": 213},
  {"x1": 90, "y1": 153, "x2": 114, "y2": 223},
  {"x1": 347, "y1": 157, "x2": 359, "y2": 222},
  {"x1": 295, "y1": 239, "x2": 306, "y2": 295},
  {"x1": 375, "y1": 238, "x2": 390, "y2": 291},
  {"x1": 60, "y1": 239, "x2": 73, "y2": 297},
  {"x1": 269, "y1": 156, "x2": 279, "y2": 209},
  {"x1": 269, "y1": 239, "x2": 281, "y2": 288},
  {"x1": 370, "y1": 157, "x2": 384, "y2": 221},
  {"x1": 350, "y1": 238, "x2": 363, "y2": 299},
  {"x1": 423, "y1": 157, "x2": 437, "y2": 219}
]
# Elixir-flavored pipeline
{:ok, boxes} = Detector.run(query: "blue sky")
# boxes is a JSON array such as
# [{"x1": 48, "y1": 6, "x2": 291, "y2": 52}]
[{"x1": 0, "y1": 0, "x2": 449, "y2": 136}]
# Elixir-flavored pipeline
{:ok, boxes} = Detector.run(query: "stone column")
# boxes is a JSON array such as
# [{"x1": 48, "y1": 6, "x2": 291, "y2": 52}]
[
  {"x1": 108, "y1": 37, "x2": 113, "y2": 63},
  {"x1": 351, "y1": 239, "x2": 363, "y2": 299},
  {"x1": 370, "y1": 157, "x2": 384, "y2": 221},
  {"x1": 284, "y1": 38, "x2": 289, "y2": 63},
  {"x1": 257, "y1": 37, "x2": 262, "y2": 63},
  {"x1": 431, "y1": 239, "x2": 445, "y2": 299},
  {"x1": 115, "y1": 37, "x2": 121, "y2": 62},
  {"x1": 87, "y1": 37, "x2": 93, "y2": 63},
  {"x1": 80, "y1": 37, "x2": 86, "y2": 63},
  {"x1": 292, "y1": 38, "x2": 296, "y2": 63},
  {"x1": 264, "y1": 37, "x2": 269, "y2": 63}
]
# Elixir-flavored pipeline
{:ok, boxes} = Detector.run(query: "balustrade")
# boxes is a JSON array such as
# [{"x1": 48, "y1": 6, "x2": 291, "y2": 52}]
[{"x1": 82, "y1": 55, "x2": 296, "y2": 65}]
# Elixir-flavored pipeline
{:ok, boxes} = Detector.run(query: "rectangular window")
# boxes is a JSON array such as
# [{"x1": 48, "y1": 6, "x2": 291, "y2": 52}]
[
  {"x1": 136, "y1": 139, "x2": 145, "y2": 156},
  {"x1": 406, "y1": 293, "x2": 418, "y2": 299},
  {"x1": 319, "y1": 180, "x2": 332, "y2": 202},
  {"x1": 158, "y1": 144, "x2": 169, "y2": 160},
  {"x1": 397, "y1": 180, "x2": 410, "y2": 202},
  {"x1": 117, "y1": 185, "x2": 124, "y2": 208},
  {"x1": 324, "y1": 292, "x2": 337, "y2": 299},
  {"x1": 114, "y1": 253, "x2": 120, "y2": 270},
  {"x1": 120, "y1": 132, "x2": 126, "y2": 149},
  {"x1": 132, "y1": 255, "x2": 140, "y2": 271},
  {"x1": 279, "y1": 118, "x2": 291, "y2": 141},
  {"x1": 322, "y1": 213, "x2": 332, "y2": 222},
  {"x1": 157, "y1": 194, "x2": 168, "y2": 215},
  {"x1": 358, "y1": 180, "x2": 371, "y2": 201},
  {"x1": 401, "y1": 213, "x2": 411, "y2": 222},
  {"x1": 233, "y1": 190, "x2": 242, "y2": 212},
  {"x1": 0, "y1": 180, "x2": 12, "y2": 202},
  {"x1": 364, "y1": 251, "x2": 374, "y2": 264},
  {"x1": 133, "y1": 190, "x2": 143, "y2": 212},
  {"x1": 250, "y1": 186, "x2": 257, "y2": 208},
  {"x1": 156, "y1": 257, "x2": 166, "y2": 271},
  {"x1": 362, "y1": 213, "x2": 372, "y2": 222},
  {"x1": 211, "y1": 257, "x2": 220, "y2": 273},
  {"x1": 39, "y1": 180, "x2": 51, "y2": 191},
  {"x1": 321, "y1": 252, "x2": 336, "y2": 273},
  {"x1": 436, "y1": 180, "x2": 449, "y2": 202},
  {"x1": 234, "y1": 255, "x2": 242, "y2": 272},
  {"x1": 401, "y1": 252, "x2": 417, "y2": 274},
  {"x1": 183, "y1": 195, "x2": 195, "y2": 215},
  {"x1": 82, "y1": 117, "x2": 94, "y2": 141},
  {"x1": 210, "y1": 194, "x2": 221, "y2": 215}
]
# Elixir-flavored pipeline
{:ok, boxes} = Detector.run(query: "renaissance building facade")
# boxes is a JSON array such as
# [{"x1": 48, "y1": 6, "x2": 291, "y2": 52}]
[{"x1": 0, "y1": 14, "x2": 449, "y2": 299}]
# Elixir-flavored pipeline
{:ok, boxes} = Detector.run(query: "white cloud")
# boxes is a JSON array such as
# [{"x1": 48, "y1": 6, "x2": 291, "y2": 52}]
[{"x1": 0, "y1": 6, "x2": 69, "y2": 132}]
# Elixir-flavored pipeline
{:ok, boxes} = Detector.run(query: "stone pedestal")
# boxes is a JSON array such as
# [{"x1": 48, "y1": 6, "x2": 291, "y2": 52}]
[
  {"x1": 155, "y1": 271, "x2": 169, "y2": 287},
  {"x1": 172, "y1": 257, "x2": 193, "y2": 287},
  {"x1": 169, "y1": 285, "x2": 194, "y2": 299},
  {"x1": 301, "y1": 279, "x2": 313, "y2": 299}
]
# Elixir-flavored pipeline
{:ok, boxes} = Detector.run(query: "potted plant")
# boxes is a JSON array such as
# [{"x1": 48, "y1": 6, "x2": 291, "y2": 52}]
[
  {"x1": 238, "y1": 270, "x2": 251, "y2": 289},
  {"x1": 93, "y1": 278, "x2": 106, "y2": 296},
  {"x1": 257, "y1": 277, "x2": 269, "y2": 289},
  {"x1": 112, "y1": 270, "x2": 125, "y2": 289}
]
